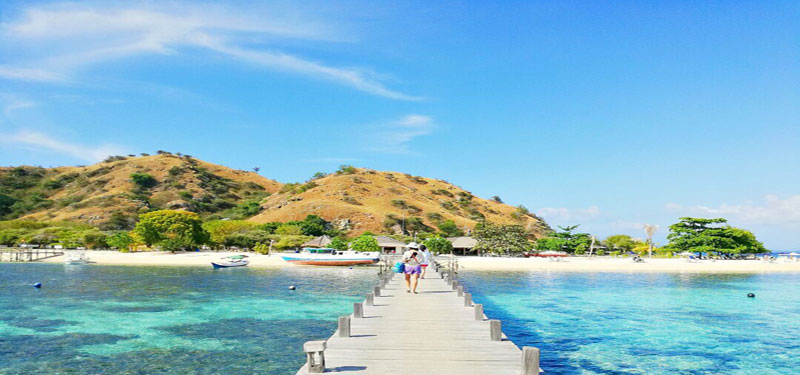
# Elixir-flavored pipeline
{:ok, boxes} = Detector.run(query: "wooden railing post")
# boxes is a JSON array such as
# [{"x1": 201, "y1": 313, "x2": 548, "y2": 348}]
[
  {"x1": 457, "y1": 285, "x2": 464, "y2": 297},
  {"x1": 338, "y1": 316, "x2": 351, "y2": 338},
  {"x1": 521, "y1": 347, "x2": 540, "y2": 375},
  {"x1": 474, "y1": 304, "x2": 484, "y2": 321},
  {"x1": 464, "y1": 292, "x2": 472, "y2": 307},
  {"x1": 366, "y1": 293, "x2": 374, "y2": 306},
  {"x1": 373, "y1": 286, "x2": 381, "y2": 297},
  {"x1": 353, "y1": 302, "x2": 363, "y2": 318},
  {"x1": 303, "y1": 340, "x2": 327, "y2": 373},
  {"x1": 490, "y1": 320, "x2": 502, "y2": 341}
]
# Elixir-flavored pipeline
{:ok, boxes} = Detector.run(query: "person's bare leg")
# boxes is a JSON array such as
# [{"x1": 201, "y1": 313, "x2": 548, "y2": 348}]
[
  {"x1": 404, "y1": 273, "x2": 411, "y2": 292},
  {"x1": 421, "y1": 266, "x2": 427, "y2": 279},
  {"x1": 412, "y1": 274, "x2": 420, "y2": 293}
]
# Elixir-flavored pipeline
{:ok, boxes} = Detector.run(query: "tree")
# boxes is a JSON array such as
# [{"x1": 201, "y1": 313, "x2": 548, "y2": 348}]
[
  {"x1": 474, "y1": 221, "x2": 531, "y2": 254},
  {"x1": 665, "y1": 217, "x2": 767, "y2": 255},
  {"x1": 436, "y1": 220, "x2": 464, "y2": 237},
  {"x1": 490, "y1": 196, "x2": 503, "y2": 203},
  {"x1": 107, "y1": 232, "x2": 135, "y2": 252},
  {"x1": 203, "y1": 220, "x2": 258, "y2": 246},
  {"x1": 350, "y1": 234, "x2": 380, "y2": 252},
  {"x1": 535, "y1": 224, "x2": 591, "y2": 253},
  {"x1": 604, "y1": 234, "x2": 639, "y2": 252},
  {"x1": 130, "y1": 173, "x2": 157, "y2": 189},
  {"x1": 0, "y1": 229, "x2": 21, "y2": 246},
  {"x1": 253, "y1": 167, "x2": 260, "y2": 173},
  {"x1": 276, "y1": 224, "x2": 303, "y2": 236},
  {"x1": 424, "y1": 236, "x2": 453, "y2": 255},
  {"x1": 330, "y1": 236, "x2": 349, "y2": 251},
  {"x1": 337, "y1": 165, "x2": 357, "y2": 175},
  {"x1": 132, "y1": 210, "x2": 209, "y2": 251},
  {"x1": 298, "y1": 215, "x2": 328, "y2": 236}
]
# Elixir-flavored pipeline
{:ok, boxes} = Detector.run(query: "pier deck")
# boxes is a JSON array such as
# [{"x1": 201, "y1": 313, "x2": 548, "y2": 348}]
[{"x1": 296, "y1": 261, "x2": 539, "y2": 374}]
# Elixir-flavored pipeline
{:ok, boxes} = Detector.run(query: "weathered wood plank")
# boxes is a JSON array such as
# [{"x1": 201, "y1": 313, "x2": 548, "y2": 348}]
[{"x1": 296, "y1": 260, "x2": 535, "y2": 374}]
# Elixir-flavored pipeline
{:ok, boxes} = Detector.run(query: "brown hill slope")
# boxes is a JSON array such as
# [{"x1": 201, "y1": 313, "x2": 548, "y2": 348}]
[
  {"x1": 249, "y1": 168, "x2": 551, "y2": 237},
  {"x1": 0, "y1": 153, "x2": 281, "y2": 227}
]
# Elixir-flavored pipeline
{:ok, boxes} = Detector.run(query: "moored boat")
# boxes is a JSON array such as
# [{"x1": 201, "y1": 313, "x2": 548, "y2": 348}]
[
  {"x1": 212, "y1": 255, "x2": 250, "y2": 268},
  {"x1": 281, "y1": 248, "x2": 379, "y2": 266},
  {"x1": 64, "y1": 251, "x2": 92, "y2": 265}
]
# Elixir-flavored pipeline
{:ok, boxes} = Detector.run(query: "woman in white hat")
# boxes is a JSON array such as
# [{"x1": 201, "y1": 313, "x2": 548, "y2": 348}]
[{"x1": 402, "y1": 242, "x2": 422, "y2": 294}]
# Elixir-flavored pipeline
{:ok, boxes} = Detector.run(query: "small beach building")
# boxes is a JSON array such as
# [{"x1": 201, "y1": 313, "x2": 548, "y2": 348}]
[
  {"x1": 447, "y1": 236, "x2": 478, "y2": 255},
  {"x1": 302, "y1": 235, "x2": 332, "y2": 248},
  {"x1": 373, "y1": 235, "x2": 406, "y2": 253}
]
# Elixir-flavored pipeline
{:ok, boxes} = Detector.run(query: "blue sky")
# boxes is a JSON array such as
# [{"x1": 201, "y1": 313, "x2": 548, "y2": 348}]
[{"x1": 1, "y1": 1, "x2": 798, "y2": 249}]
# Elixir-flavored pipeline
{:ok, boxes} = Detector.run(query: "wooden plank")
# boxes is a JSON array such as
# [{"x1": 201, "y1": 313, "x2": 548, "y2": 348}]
[{"x1": 296, "y1": 259, "x2": 528, "y2": 374}]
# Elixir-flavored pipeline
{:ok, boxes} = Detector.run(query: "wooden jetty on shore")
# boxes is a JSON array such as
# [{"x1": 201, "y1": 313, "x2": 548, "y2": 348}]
[
  {"x1": 297, "y1": 257, "x2": 541, "y2": 374},
  {"x1": 0, "y1": 248, "x2": 64, "y2": 262}
]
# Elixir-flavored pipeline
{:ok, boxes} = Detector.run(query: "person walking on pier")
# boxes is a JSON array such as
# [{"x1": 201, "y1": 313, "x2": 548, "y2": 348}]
[
  {"x1": 402, "y1": 243, "x2": 422, "y2": 294},
  {"x1": 419, "y1": 244, "x2": 431, "y2": 279}
]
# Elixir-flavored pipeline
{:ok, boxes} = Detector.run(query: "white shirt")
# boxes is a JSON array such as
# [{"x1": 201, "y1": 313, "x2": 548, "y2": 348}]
[
  {"x1": 403, "y1": 250, "x2": 420, "y2": 265},
  {"x1": 419, "y1": 250, "x2": 431, "y2": 265}
]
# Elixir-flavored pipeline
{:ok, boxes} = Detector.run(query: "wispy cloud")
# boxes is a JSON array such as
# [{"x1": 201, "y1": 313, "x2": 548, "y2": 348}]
[
  {"x1": 0, "y1": 66, "x2": 63, "y2": 82},
  {"x1": 537, "y1": 205, "x2": 601, "y2": 222},
  {"x1": 0, "y1": 2, "x2": 418, "y2": 100},
  {"x1": 369, "y1": 114, "x2": 435, "y2": 154},
  {"x1": 1, "y1": 130, "x2": 125, "y2": 162},
  {"x1": 0, "y1": 94, "x2": 37, "y2": 115},
  {"x1": 666, "y1": 195, "x2": 800, "y2": 227}
]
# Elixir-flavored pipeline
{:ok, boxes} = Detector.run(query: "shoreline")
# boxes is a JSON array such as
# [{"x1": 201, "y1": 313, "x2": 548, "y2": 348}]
[{"x1": 6, "y1": 251, "x2": 796, "y2": 273}]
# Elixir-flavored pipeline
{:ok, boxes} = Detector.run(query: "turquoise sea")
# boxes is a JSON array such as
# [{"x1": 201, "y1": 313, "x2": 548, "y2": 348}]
[
  {"x1": 460, "y1": 271, "x2": 800, "y2": 375},
  {"x1": 0, "y1": 264, "x2": 374, "y2": 374},
  {"x1": 2, "y1": 265, "x2": 799, "y2": 374}
]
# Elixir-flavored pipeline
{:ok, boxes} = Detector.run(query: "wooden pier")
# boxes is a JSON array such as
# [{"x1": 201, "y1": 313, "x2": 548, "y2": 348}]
[
  {"x1": 296, "y1": 257, "x2": 541, "y2": 374},
  {"x1": 0, "y1": 248, "x2": 64, "y2": 262}
]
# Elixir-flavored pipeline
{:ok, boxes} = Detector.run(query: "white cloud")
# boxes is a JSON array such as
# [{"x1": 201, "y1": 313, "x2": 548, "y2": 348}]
[
  {"x1": 0, "y1": 94, "x2": 36, "y2": 115},
  {"x1": 665, "y1": 195, "x2": 800, "y2": 227},
  {"x1": 0, "y1": 3, "x2": 418, "y2": 100},
  {"x1": 1, "y1": 130, "x2": 125, "y2": 162},
  {"x1": 0, "y1": 66, "x2": 63, "y2": 82},
  {"x1": 537, "y1": 205, "x2": 601, "y2": 222},
  {"x1": 369, "y1": 114, "x2": 435, "y2": 154}
]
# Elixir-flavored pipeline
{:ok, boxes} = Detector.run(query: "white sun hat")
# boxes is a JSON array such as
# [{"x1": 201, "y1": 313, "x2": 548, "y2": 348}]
[{"x1": 406, "y1": 242, "x2": 420, "y2": 249}]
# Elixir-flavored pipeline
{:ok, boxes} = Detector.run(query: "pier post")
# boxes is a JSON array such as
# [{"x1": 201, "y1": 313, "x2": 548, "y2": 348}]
[
  {"x1": 490, "y1": 320, "x2": 502, "y2": 341},
  {"x1": 373, "y1": 286, "x2": 381, "y2": 297},
  {"x1": 464, "y1": 292, "x2": 472, "y2": 307},
  {"x1": 353, "y1": 302, "x2": 363, "y2": 318},
  {"x1": 366, "y1": 293, "x2": 374, "y2": 306},
  {"x1": 303, "y1": 341, "x2": 326, "y2": 373},
  {"x1": 338, "y1": 316, "x2": 351, "y2": 338},
  {"x1": 521, "y1": 347, "x2": 540, "y2": 375},
  {"x1": 451, "y1": 280, "x2": 458, "y2": 291},
  {"x1": 457, "y1": 285, "x2": 464, "y2": 297},
  {"x1": 474, "y1": 304, "x2": 484, "y2": 321}
]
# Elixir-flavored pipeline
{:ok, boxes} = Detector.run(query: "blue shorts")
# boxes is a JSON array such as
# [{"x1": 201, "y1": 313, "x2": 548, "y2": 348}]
[{"x1": 404, "y1": 264, "x2": 422, "y2": 275}]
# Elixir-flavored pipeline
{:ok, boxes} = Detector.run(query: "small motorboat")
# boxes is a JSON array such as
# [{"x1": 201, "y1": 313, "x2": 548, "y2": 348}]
[
  {"x1": 281, "y1": 248, "x2": 379, "y2": 266},
  {"x1": 64, "y1": 251, "x2": 92, "y2": 265},
  {"x1": 212, "y1": 255, "x2": 250, "y2": 268},
  {"x1": 525, "y1": 250, "x2": 569, "y2": 258}
]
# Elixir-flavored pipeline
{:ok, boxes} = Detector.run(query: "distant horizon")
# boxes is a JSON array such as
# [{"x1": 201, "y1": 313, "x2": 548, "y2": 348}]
[{"x1": 1, "y1": 1, "x2": 797, "y2": 249}]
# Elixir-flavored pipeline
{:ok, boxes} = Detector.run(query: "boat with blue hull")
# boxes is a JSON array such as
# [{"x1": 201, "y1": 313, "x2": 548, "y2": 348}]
[{"x1": 212, "y1": 255, "x2": 250, "y2": 268}]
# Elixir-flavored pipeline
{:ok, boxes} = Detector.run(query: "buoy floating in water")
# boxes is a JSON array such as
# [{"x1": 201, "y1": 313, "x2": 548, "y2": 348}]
[
  {"x1": 33, "y1": 282, "x2": 42, "y2": 289},
  {"x1": 288, "y1": 286, "x2": 296, "y2": 290},
  {"x1": 747, "y1": 293, "x2": 755, "y2": 298}
]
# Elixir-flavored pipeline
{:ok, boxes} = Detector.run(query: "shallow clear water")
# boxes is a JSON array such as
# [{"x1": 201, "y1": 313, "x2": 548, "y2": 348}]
[
  {"x1": 0, "y1": 263, "x2": 376, "y2": 375},
  {"x1": 460, "y1": 271, "x2": 800, "y2": 375},
  {"x1": 3, "y1": 265, "x2": 799, "y2": 375}
]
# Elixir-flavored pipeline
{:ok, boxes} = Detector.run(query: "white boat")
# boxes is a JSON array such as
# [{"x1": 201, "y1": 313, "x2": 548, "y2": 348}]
[
  {"x1": 211, "y1": 255, "x2": 250, "y2": 268},
  {"x1": 64, "y1": 251, "x2": 91, "y2": 265},
  {"x1": 281, "y1": 248, "x2": 379, "y2": 266}
]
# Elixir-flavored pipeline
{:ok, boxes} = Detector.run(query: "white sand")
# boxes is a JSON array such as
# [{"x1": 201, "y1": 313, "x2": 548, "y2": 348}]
[{"x1": 38, "y1": 251, "x2": 800, "y2": 273}]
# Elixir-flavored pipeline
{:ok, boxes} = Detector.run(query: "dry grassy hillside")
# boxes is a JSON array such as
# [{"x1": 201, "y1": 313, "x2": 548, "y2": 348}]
[
  {"x1": 249, "y1": 168, "x2": 551, "y2": 237},
  {"x1": 0, "y1": 153, "x2": 281, "y2": 227}
]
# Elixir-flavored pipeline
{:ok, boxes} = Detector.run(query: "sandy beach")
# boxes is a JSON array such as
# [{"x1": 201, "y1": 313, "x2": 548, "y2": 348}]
[{"x1": 33, "y1": 251, "x2": 800, "y2": 273}]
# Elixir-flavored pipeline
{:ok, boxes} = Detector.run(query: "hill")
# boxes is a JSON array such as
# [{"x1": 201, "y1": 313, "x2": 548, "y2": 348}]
[
  {"x1": 0, "y1": 153, "x2": 281, "y2": 228},
  {"x1": 249, "y1": 168, "x2": 551, "y2": 237},
  {"x1": 0, "y1": 156, "x2": 550, "y2": 237}
]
